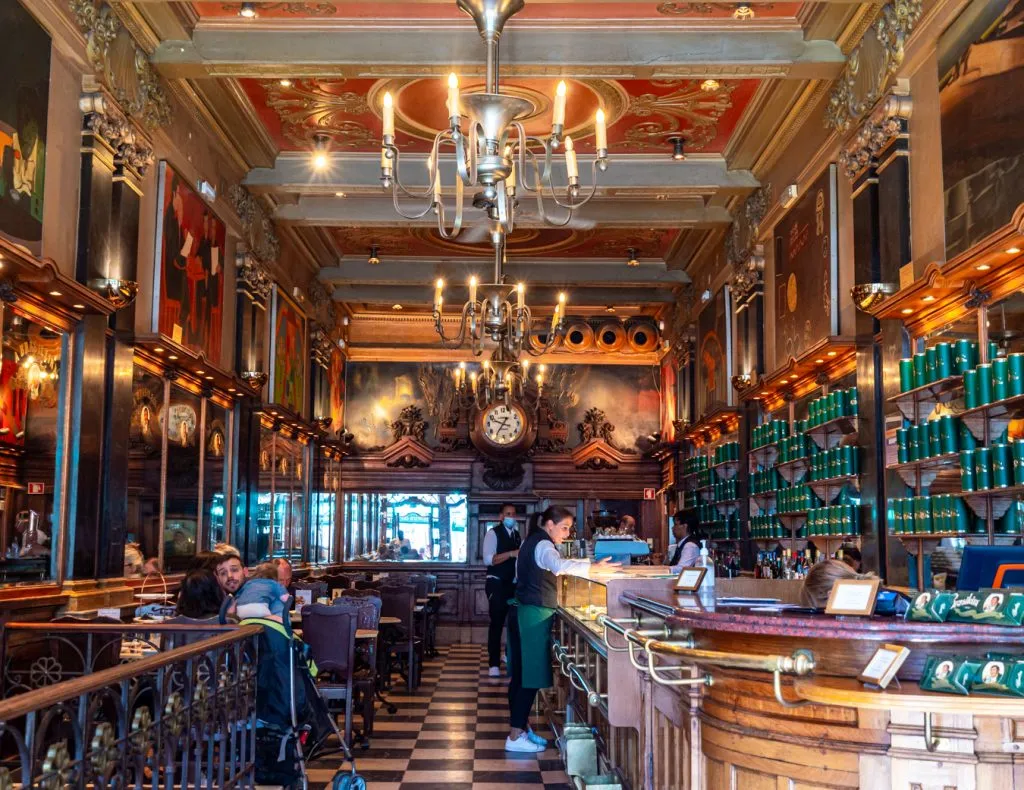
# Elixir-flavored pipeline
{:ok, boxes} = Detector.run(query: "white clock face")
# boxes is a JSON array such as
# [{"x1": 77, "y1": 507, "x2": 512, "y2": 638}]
[{"x1": 483, "y1": 404, "x2": 525, "y2": 445}]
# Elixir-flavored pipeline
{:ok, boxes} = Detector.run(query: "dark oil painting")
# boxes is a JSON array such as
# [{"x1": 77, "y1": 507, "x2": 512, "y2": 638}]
[
  {"x1": 0, "y1": 0, "x2": 50, "y2": 253},
  {"x1": 696, "y1": 287, "x2": 729, "y2": 419},
  {"x1": 329, "y1": 345, "x2": 345, "y2": 434},
  {"x1": 154, "y1": 162, "x2": 225, "y2": 359},
  {"x1": 941, "y1": 0, "x2": 1024, "y2": 258},
  {"x1": 272, "y1": 287, "x2": 306, "y2": 415},
  {"x1": 773, "y1": 164, "x2": 838, "y2": 366}
]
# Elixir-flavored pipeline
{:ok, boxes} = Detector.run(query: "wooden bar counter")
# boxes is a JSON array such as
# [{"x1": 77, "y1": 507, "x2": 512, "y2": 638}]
[{"x1": 553, "y1": 577, "x2": 1024, "y2": 790}]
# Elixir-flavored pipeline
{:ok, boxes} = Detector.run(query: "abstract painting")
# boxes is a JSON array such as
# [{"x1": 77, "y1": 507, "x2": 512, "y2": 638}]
[
  {"x1": 329, "y1": 346, "x2": 345, "y2": 434},
  {"x1": 154, "y1": 162, "x2": 225, "y2": 359},
  {"x1": 941, "y1": 0, "x2": 1024, "y2": 258},
  {"x1": 271, "y1": 287, "x2": 306, "y2": 415},
  {"x1": 0, "y1": 1, "x2": 50, "y2": 253}
]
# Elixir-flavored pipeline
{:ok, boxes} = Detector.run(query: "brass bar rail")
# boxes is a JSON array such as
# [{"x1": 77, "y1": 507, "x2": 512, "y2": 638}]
[{"x1": 552, "y1": 639, "x2": 607, "y2": 714}]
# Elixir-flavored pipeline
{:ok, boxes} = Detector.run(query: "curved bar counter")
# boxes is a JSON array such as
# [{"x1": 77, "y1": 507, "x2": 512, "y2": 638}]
[{"x1": 552, "y1": 577, "x2": 1024, "y2": 790}]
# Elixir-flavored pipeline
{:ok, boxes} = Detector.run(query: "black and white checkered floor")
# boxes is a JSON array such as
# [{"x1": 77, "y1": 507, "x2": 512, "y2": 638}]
[{"x1": 304, "y1": 643, "x2": 572, "y2": 789}]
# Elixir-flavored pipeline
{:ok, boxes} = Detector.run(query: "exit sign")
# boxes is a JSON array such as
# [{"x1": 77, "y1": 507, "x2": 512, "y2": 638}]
[
  {"x1": 27, "y1": 483, "x2": 44, "y2": 495},
  {"x1": 643, "y1": 488, "x2": 656, "y2": 500}
]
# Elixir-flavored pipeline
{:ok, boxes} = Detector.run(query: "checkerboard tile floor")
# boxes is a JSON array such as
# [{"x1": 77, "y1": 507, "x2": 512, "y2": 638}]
[{"x1": 304, "y1": 644, "x2": 572, "y2": 790}]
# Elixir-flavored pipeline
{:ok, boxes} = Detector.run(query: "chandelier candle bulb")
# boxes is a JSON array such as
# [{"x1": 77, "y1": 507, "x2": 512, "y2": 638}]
[
  {"x1": 553, "y1": 81, "x2": 567, "y2": 132},
  {"x1": 469, "y1": 275, "x2": 478, "y2": 305},
  {"x1": 564, "y1": 136, "x2": 579, "y2": 180},
  {"x1": 435, "y1": 278, "x2": 444, "y2": 312},
  {"x1": 447, "y1": 73, "x2": 460, "y2": 121},
  {"x1": 517, "y1": 282, "x2": 525, "y2": 310},
  {"x1": 471, "y1": 371, "x2": 478, "y2": 393},
  {"x1": 595, "y1": 109, "x2": 608, "y2": 154},
  {"x1": 382, "y1": 92, "x2": 395, "y2": 140}
]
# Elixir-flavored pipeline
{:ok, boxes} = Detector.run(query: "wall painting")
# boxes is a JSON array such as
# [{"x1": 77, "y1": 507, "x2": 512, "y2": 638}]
[
  {"x1": 0, "y1": 1, "x2": 50, "y2": 253},
  {"x1": 329, "y1": 346, "x2": 345, "y2": 434},
  {"x1": 696, "y1": 287, "x2": 730, "y2": 418},
  {"x1": 153, "y1": 162, "x2": 225, "y2": 359},
  {"x1": 271, "y1": 287, "x2": 306, "y2": 415}
]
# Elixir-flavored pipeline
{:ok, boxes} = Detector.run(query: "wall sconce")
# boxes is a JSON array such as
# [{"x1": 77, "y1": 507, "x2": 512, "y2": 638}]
[
  {"x1": 733, "y1": 2, "x2": 755, "y2": 19},
  {"x1": 731, "y1": 372, "x2": 753, "y2": 392},
  {"x1": 241, "y1": 370, "x2": 268, "y2": 389},
  {"x1": 90, "y1": 278, "x2": 138, "y2": 309},
  {"x1": 851, "y1": 283, "x2": 898, "y2": 313}
]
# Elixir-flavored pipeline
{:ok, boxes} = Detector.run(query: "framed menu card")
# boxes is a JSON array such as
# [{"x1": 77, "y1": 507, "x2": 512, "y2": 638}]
[
  {"x1": 674, "y1": 567, "x2": 707, "y2": 592},
  {"x1": 825, "y1": 578, "x2": 881, "y2": 616},
  {"x1": 858, "y1": 644, "x2": 910, "y2": 689}
]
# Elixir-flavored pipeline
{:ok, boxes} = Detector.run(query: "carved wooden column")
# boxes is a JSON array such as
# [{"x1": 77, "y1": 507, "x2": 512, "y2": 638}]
[
  {"x1": 842, "y1": 93, "x2": 914, "y2": 581},
  {"x1": 233, "y1": 254, "x2": 271, "y2": 391}
]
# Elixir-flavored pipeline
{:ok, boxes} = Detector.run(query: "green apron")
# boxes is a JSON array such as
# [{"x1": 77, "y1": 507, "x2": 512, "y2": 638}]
[{"x1": 517, "y1": 603, "x2": 556, "y2": 689}]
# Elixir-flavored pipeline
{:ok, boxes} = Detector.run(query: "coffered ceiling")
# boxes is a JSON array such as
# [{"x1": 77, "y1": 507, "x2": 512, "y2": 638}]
[{"x1": 122, "y1": 0, "x2": 871, "y2": 320}]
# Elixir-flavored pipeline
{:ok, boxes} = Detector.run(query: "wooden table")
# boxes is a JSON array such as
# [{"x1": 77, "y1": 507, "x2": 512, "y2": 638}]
[
  {"x1": 379, "y1": 616, "x2": 401, "y2": 625},
  {"x1": 416, "y1": 598, "x2": 428, "y2": 604},
  {"x1": 356, "y1": 629, "x2": 378, "y2": 640},
  {"x1": 427, "y1": 592, "x2": 444, "y2": 598}
]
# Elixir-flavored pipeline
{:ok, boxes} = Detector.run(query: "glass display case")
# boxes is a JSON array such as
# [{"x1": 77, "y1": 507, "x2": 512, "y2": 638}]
[{"x1": 559, "y1": 574, "x2": 610, "y2": 634}]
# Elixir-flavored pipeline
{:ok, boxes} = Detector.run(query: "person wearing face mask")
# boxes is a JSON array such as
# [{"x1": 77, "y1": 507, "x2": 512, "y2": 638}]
[
  {"x1": 483, "y1": 503, "x2": 522, "y2": 677},
  {"x1": 504, "y1": 506, "x2": 619, "y2": 752}
]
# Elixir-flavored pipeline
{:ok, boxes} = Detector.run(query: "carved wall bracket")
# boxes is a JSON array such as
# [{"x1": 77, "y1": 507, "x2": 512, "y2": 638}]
[
  {"x1": 235, "y1": 253, "x2": 273, "y2": 304},
  {"x1": 310, "y1": 324, "x2": 335, "y2": 369},
  {"x1": 825, "y1": 0, "x2": 922, "y2": 132},
  {"x1": 726, "y1": 184, "x2": 771, "y2": 267},
  {"x1": 390, "y1": 405, "x2": 427, "y2": 443},
  {"x1": 838, "y1": 93, "x2": 914, "y2": 180},
  {"x1": 227, "y1": 185, "x2": 280, "y2": 267},
  {"x1": 729, "y1": 243, "x2": 766, "y2": 306},
  {"x1": 69, "y1": 1, "x2": 171, "y2": 130},
  {"x1": 79, "y1": 90, "x2": 154, "y2": 176}
]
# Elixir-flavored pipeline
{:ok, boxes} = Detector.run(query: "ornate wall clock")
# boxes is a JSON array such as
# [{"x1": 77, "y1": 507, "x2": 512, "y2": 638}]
[{"x1": 470, "y1": 400, "x2": 537, "y2": 459}]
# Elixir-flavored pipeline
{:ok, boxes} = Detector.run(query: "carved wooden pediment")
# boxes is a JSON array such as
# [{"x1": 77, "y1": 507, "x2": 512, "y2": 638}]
[
  {"x1": 382, "y1": 436, "x2": 434, "y2": 469},
  {"x1": 571, "y1": 438, "x2": 632, "y2": 471}
]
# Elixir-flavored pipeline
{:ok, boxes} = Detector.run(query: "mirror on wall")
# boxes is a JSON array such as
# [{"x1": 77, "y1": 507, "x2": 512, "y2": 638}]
[{"x1": 348, "y1": 492, "x2": 469, "y2": 563}]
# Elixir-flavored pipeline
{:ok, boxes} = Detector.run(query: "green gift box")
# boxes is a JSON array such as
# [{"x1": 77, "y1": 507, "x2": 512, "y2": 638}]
[
  {"x1": 1009, "y1": 353, "x2": 1024, "y2": 396},
  {"x1": 961, "y1": 450, "x2": 976, "y2": 491},
  {"x1": 976, "y1": 446, "x2": 993, "y2": 490},
  {"x1": 906, "y1": 589, "x2": 955, "y2": 622},
  {"x1": 954, "y1": 339, "x2": 974, "y2": 374},
  {"x1": 948, "y1": 588, "x2": 1024, "y2": 626},
  {"x1": 934, "y1": 342, "x2": 953, "y2": 379},
  {"x1": 964, "y1": 368, "x2": 980, "y2": 409},
  {"x1": 978, "y1": 363, "x2": 993, "y2": 405},
  {"x1": 925, "y1": 346, "x2": 938, "y2": 383},
  {"x1": 992, "y1": 443, "x2": 1012, "y2": 488},
  {"x1": 912, "y1": 353, "x2": 927, "y2": 388},
  {"x1": 993, "y1": 357, "x2": 1010, "y2": 402}
]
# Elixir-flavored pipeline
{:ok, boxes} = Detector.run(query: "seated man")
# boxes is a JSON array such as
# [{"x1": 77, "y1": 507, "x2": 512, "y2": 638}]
[{"x1": 231, "y1": 564, "x2": 291, "y2": 622}]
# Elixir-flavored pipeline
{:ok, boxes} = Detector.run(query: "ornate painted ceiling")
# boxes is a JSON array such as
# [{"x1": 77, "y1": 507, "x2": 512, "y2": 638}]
[{"x1": 119, "y1": 0, "x2": 871, "y2": 317}]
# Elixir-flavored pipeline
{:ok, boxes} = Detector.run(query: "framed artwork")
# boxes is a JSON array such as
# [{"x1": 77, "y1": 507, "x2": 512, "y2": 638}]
[
  {"x1": 696, "y1": 287, "x2": 730, "y2": 418},
  {"x1": 153, "y1": 162, "x2": 225, "y2": 359},
  {"x1": 773, "y1": 164, "x2": 839, "y2": 364},
  {"x1": 660, "y1": 357, "x2": 677, "y2": 442},
  {"x1": 329, "y1": 346, "x2": 345, "y2": 433},
  {"x1": 0, "y1": 1, "x2": 50, "y2": 253},
  {"x1": 270, "y1": 286, "x2": 306, "y2": 415}
]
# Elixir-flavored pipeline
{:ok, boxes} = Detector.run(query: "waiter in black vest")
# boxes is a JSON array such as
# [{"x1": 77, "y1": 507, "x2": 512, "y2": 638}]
[
  {"x1": 667, "y1": 509, "x2": 702, "y2": 569},
  {"x1": 483, "y1": 503, "x2": 522, "y2": 677}
]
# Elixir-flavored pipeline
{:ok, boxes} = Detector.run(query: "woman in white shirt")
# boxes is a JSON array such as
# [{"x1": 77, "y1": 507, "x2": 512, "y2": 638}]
[{"x1": 504, "y1": 506, "x2": 618, "y2": 752}]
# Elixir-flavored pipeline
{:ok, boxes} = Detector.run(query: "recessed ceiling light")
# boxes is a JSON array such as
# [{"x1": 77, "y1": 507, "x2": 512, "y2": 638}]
[
  {"x1": 392, "y1": 304, "x2": 403, "y2": 310},
  {"x1": 168, "y1": 354, "x2": 179, "y2": 360},
  {"x1": 976, "y1": 263, "x2": 991, "y2": 271},
  {"x1": 228, "y1": 388, "x2": 236, "y2": 392},
  {"x1": 73, "y1": 303, "x2": 86, "y2": 309},
  {"x1": 49, "y1": 290, "x2": 62, "y2": 297},
  {"x1": 279, "y1": 79, "x2": 292, "y2": 87},
  {"x1": 239, "y1": 2, "x2": 256, "y2": 17},
  {"x1": 827, "y1": 351, "x2": 837, "y2": 357},
  {"x1": 922, "y1": 294, "x2": 936, "y2": 302},
  {"x1": 205, "y1": 375, "x2": 214, "y2": 381},
  {"x1": 155, "y1": 347, "x2": 165, "y2": 353},
  {"x1": 335, "y1": 191, "x2": 346, "y2": 197},
  {"x1": 901, "y1": 308, "x2": 913, "y2": 314},
  {"x1": 815, "y1": 358, "x2": 824, "y2": 364},
  {"x1": 760, "y1": 390, "x2": 769, "y2": 396},
  {"x1": 701, "y1": 79, "x2": 720, "y2": 92},
  {"x1": 1006, "y1": 247, "x2": 1021, "y2": 254},
  {"x1": 605, "y1": 305, "x2": 616, "y2": 313},
  {"x1": 196, "y1": 369, "x2": 205, "y2": 375}
]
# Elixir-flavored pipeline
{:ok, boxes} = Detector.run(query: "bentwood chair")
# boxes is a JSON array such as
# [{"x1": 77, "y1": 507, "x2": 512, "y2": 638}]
[
  {"x1": 379, "y1": 585, "x2": 422, "y2": 691},
  {"x1": 301, "y1": 605, "x2": 358, "y2": 749},
  {"x1": 333, "y1": 596, "x2": 384, "y2": 737}
]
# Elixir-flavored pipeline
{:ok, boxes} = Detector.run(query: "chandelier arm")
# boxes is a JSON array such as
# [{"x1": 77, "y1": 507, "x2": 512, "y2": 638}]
[
  {"x1": 389, "y1": 184, "x2": 437, "y2": 221},
  {"x1": 434, "y1": 301, "x2": 474, "y2": 348},
  {"x1": 388, "y1": 144, "x2": 435, "y2": 202},
  {"x1": 545, "y1": 158, "x2": 600, "y2": 211},
  {"x1": 434, "y1": 173, "x2": 466, "y2": 240}
]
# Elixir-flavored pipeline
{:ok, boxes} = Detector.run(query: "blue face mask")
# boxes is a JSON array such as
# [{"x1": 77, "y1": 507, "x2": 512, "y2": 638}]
[{"x1": 502, "y1": 516, "x2": 516, "y2": 529}]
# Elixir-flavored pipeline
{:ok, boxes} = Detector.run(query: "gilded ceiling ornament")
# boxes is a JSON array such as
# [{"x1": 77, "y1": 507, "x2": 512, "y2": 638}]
[
  {"x1": 825, "y1": 0, "x2": 922, "y2": 132},
  {"x1": 620, "y1": 80, "x2": 735, "y2": 151},
  {"x1": 227, "y1": 185, "x2": 280, "y2": 266},
  {"x1": 262, "y1": 79, "x2": 374, "y2": 149},
  {"x1": 68, "y1": 0, "x2": 171, "y2": 129},
  {"x1": 221, "y1": 2, "x2": 338, "y2": 14},
  {"x1": 837, "y1": 93, "x2": 912, "y2": 179},
  {"x1": 79, "y1": 92, "x2": 155, "y2": 175},
  {"x1": 656, "y1": 2, "x2": 774, "y2": 12}
]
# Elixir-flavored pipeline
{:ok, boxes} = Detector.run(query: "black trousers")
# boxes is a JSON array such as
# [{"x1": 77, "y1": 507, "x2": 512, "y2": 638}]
[
  {"x1": 486, "y1": 578, "x2": 514, "y2": 668},
  {"x1": 505, "y1": 603, "x2": 538, "y2": 730}
]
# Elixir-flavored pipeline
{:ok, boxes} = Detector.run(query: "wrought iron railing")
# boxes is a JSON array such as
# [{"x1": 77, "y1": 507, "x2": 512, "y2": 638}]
[{"x1": 0, "y1": 622, "x2": 262, "y2": 789}]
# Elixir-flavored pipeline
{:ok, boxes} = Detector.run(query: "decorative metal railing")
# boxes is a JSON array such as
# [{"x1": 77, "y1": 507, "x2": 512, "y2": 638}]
[{"x1": 0, "y1": 622, "x2": 262, "y2": 789}]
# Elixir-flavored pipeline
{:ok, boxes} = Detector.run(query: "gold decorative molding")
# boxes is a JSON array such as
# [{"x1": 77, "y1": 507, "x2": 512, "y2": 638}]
[
  {"x1": 825, "y1": 0, "x2": 922, "y2": 133},
  {"x1": 79, "y1": 89, "x2": 154, "y2": 175},
  {"x1": 235, "y1": 252, "x2": 273, "y2": 302},
  {"x1": 309, "y1": 323, "x2": 335, "y2": 369},
  {"x1": 838, "y1": 92, "x2": 913, "y2": 180},
  {"x1": 226, "y1": 185, "x2": 280, "y2": 266},
  {"x1": 68, "y1": 0, "x2": 171, "y2": 129}
]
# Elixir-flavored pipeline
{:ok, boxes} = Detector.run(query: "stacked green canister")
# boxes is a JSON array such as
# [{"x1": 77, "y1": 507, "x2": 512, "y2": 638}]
[
  {"x1": 807, "y1": 504, "x2": 859, "y2": 537},
  {"x1": 805, "y1": 386, "x2": 858, "y2": 426},
  {"x1": 896, "y1": 414, "x2": 967, "y2": 463},
  {"x1": 751, "y1": 420, "x2": 789, "y2": 450}
]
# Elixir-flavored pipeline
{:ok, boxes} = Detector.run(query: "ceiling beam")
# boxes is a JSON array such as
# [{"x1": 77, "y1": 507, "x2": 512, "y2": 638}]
[
  {"x1": 273, "y1": 195, "x2": 733, "y2": 228},
  {"x1": 246, "y1": 153, "x2": 760, "y2": 195},
  {"x1": 330, "y1": 284, "x2": 678, "y2": 304},
  {"x1": 345, "y1": 346, "x2": 662, "y2": 366},
  {"x1": 153, "y1": 26, "x2": 846, "y2": 80},
  {"x1": 319, "y1": 260, "x2": 690, "y2": 285}
]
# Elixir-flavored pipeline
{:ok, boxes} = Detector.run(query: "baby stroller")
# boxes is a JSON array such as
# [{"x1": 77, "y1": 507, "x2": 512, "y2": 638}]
[{"x1": 243, "y1": 616, "x2": 365, "y2": 790}]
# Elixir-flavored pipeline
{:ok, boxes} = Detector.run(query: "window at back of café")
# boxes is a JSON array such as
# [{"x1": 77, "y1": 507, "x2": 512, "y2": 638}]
[
  {"x1": 346, "y1": 492, "x2": 468, "y2": 562},
  {"x1": 0, "y1": 310, "x2": 67, "y2": 585}
]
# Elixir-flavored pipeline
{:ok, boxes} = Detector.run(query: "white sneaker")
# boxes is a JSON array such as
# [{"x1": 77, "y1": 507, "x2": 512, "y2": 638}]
[
  {"x1": 488, "y1": 666, "x2": 501, "y2": 677},
  {"x1": 505, "y1": 733, "x2": 545, "y2": 753}
]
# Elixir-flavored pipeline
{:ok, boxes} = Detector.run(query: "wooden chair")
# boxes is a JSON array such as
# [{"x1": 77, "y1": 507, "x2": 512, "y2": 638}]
[
  {"x1": 301, "y1": 605, "x2": 358, "y2": 749},
  {"x1": 333, "y1": 596, "x2": 384, "y2": 738},
  {"x1": 379, "y1": 586, "x2": 422, "y2": 691}
]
